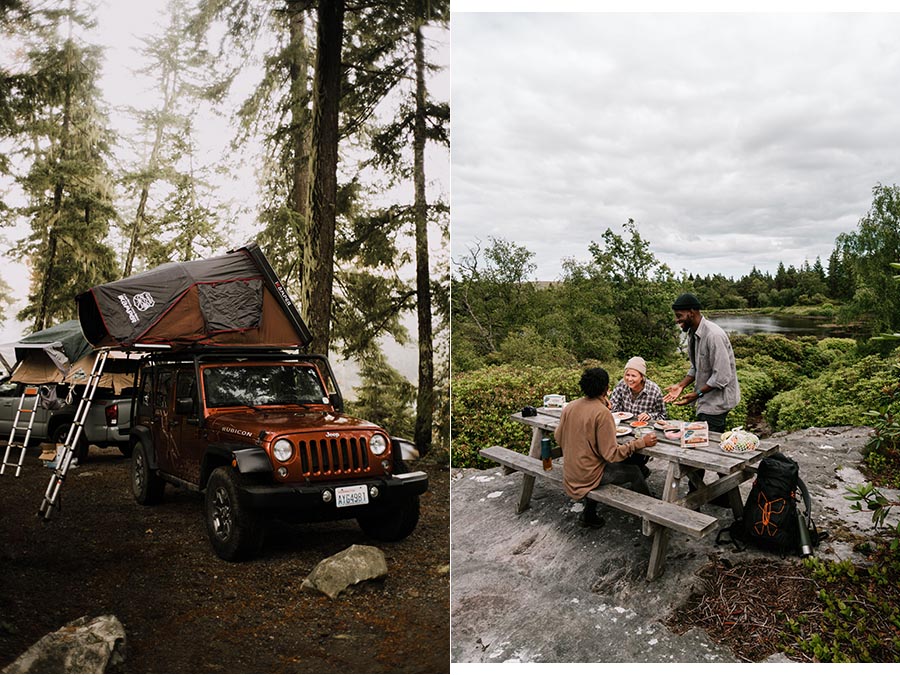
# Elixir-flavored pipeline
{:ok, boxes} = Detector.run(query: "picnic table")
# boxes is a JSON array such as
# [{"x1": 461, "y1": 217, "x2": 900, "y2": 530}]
[{"x1": 479, "y1": 406, "x2": 781, "y2": 580}]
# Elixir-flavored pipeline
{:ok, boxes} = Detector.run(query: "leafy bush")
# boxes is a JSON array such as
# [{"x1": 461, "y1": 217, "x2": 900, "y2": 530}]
[
  {"x1": 765, "y1": 355, "x2": 896, "y2": 430},
  {"x1": 451, "y1": 364, "x2": 584, "y2": 469},
  {"x1": 733, "y1": 363, "x2": 774, "y2": 418},
  {"x1": 740, "y1": 353, "x2": 803, "y2": 393},
  {"x1": 491, "y1": 326, "x2": 577, "y2": 369}
]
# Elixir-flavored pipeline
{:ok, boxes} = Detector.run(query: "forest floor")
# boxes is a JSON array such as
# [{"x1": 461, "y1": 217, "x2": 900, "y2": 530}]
[{"x1": 0, "y1": 446, "x2": 449, "y2": 673}]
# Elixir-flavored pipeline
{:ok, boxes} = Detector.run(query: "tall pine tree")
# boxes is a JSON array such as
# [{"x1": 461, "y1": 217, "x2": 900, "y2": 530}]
[{"x1": 10, "y1": 2, "x2": 118, "y2": 330}]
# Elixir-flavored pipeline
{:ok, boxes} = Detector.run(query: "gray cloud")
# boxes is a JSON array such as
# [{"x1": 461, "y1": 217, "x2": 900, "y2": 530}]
[{"x1": 451, "y1": 12, "x2": 900, "y2": 280}]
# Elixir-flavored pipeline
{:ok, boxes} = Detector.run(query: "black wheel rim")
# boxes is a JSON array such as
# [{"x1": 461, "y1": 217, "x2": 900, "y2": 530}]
[
  {"x1": 133, "y1": 452, "x2": 145, "y2": 494},
  {"x1": 211, "y1": 486, "x2": 233, "y2": 541}
]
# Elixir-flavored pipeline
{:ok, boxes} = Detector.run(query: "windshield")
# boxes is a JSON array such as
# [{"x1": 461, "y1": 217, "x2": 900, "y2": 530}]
[{"x1": 202, "y1": 364, "x2": 328, "y2": 408}]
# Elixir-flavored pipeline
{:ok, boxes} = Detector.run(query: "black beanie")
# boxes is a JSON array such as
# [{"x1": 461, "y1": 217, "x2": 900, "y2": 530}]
[{"x1": 672, "y1": 293, "x2": 701, "y2": 310}]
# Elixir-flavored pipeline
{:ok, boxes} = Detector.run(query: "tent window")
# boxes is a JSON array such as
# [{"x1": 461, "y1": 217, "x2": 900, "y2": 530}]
[{"x1": 198, "y1": 279, "x2": 263, "y2": 333}]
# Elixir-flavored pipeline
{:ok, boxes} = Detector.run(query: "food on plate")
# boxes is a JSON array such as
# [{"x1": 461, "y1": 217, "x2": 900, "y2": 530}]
[
  {"x1": 615, "y1": 426, "x2": 630, "y2": 436},
  {"x1": 629, "y1": 420, "x2": 648, "y2": 428},
  {"x1": 612, "y1": 412, "x2": 632, "y2": 422}
]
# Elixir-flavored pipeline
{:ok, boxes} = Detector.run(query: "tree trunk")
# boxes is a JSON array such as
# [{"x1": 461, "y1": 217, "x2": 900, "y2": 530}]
[
  {"x1": 301, "y1": 0, "x2": 344, "y2": 355},
  {"x1": 289, "y1": 9, "x2": 311, "y2": 221},
  {"x1": 124, "y1": 35, "x2": 177, "y2": 276},
  {"x1": 35, "y1": 46, "x2": 73, "y2": 332},
  {"x1": 412, "y1": 21, "x2": 433, "y2": 456}
]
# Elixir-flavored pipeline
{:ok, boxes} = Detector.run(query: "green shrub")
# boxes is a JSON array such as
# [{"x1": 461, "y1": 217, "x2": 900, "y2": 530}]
[
  {"x1": 765, "y1": 354, "x2": 896, "y2": 430},
  {"x1": 492, "y1": 326, "x2": 577, "y2": 368},
  {"x1": 734, "y1": 363, "x2": 774, "y2": 418},
  {"x1": 740, "y1": 353, "x2": 803, "y2": 393},
  {"x1": 451, "y1": 364, "x2": 585, "y2": 468}
]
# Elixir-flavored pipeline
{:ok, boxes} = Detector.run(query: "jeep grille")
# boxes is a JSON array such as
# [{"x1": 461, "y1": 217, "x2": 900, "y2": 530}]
[{"x1": 297, "y1": 435, "x2": 372, "y2": 476}]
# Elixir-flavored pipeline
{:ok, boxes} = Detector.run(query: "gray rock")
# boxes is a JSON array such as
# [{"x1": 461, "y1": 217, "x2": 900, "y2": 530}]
[
  {"x1": 302, "y1": 544, "x2": 388, "y2": 599},
  {"x1": 2, "y1": 615, "x2": 125, "y2": 674}
]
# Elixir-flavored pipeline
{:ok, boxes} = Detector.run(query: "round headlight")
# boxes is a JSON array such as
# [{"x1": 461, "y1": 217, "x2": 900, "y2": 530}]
[
  {"x1": 273, "y1": 439, "x2": 294, "y2": 462},
  {"x1": 370, "y1": 433, "x2": 388, "y2": 456}
]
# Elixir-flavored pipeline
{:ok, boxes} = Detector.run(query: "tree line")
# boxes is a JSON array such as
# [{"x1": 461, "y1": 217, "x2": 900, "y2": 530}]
[
  {"x1": 1, "y1": 0, "x2": 449, "y2": 455},
  {"x1": 451, "y1": 183, "x2": 900, "y2": 374}
]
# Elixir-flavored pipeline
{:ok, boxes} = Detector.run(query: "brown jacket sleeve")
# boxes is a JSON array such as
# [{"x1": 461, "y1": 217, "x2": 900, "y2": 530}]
[{"x1": 595, "y1": 408, "x2": 648, "y2": 463}]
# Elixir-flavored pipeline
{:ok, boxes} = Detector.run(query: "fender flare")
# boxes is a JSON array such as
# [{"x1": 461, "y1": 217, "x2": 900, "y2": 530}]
[
  {"x1": 129, "y1": 426, "x2": 156, "y2": 469},
  {"x1": 201, "y1": 443, "x2": 272, "y2": 485}
]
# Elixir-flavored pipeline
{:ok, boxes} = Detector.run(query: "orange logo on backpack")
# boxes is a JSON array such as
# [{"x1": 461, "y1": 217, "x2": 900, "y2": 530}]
[{"x1": 753, "y1": 490, "x2": 785, "y2": 536}]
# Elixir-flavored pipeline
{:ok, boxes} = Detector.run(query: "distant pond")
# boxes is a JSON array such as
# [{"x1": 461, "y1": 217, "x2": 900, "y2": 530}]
[{"x1": 709, "y1": 314, "x2": 856, "y2": 339}]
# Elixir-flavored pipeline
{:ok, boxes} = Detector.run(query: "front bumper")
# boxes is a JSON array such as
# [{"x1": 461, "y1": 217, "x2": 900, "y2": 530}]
[{"x1": 239, "y1": 470, "x2": 428, "y2": 519}]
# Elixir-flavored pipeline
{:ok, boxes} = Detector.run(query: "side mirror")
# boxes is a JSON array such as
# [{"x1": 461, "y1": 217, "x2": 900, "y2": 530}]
[
  {"x1": 328, "y1": 392, "x2": 343, "y2": 412},
  {"x1": 175, "y1": 397, "x2": 194, "y2": 415}
]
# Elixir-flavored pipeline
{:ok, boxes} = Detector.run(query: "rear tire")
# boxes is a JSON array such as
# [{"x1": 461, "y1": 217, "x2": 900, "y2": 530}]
[
  {"x1": 132, "y1": 441, "x2": 164, "y2": 505},
  {"x1": 204, "y1": 467, "x2": 264, "y2": 561},
  {"x1": 51, "y1": 422, "x2": 89, "y2": 464},
  {"x1": 357, "y1": 494, "x2": 420, "y2": 542}
]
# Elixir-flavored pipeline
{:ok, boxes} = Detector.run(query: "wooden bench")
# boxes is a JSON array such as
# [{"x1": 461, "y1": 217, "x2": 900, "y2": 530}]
[{"x1": 480, "y1": 445, "x2": 720, "y2": 579}]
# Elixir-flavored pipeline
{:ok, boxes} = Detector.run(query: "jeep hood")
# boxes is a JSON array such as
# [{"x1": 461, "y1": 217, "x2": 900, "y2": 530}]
[{"x1": 207, "y1": 409, "x2": 384, "y2": 438}]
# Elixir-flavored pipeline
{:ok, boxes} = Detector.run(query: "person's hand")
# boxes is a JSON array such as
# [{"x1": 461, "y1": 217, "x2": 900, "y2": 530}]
[
  {"x1": 673, "y1": 391, "x2": 700, "y2": 406},
  {"x1": 663, "y1": 384, "x2": 683, "y2": 403},
  {"x1": 642, "y1": 433, "x2": 658, "y2": 448},
  {"x1": 637, "y1": 411, "x2": 651, "y2": 422}
]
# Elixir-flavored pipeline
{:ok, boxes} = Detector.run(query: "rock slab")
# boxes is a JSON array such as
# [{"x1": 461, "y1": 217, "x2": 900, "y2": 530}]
[
  {"x1": 302, "y1": 544, "x2": 388, "y2": 599},
  {"x1": 2, "y1": 615, "x2": 125, "y2": 674}
]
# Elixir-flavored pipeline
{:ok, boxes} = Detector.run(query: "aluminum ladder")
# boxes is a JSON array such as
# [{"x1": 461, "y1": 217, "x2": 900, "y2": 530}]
[
  {"x1": 0, "y1": 385, "x2": 41, "y2": 477},
  {"x1": 38, "y1": 349, "x2": 110, "y2": 521}
]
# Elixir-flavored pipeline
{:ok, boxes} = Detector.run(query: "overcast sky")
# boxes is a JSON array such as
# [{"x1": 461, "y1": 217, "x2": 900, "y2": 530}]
[{"x1": 451, "y1": 7, "x2": 900, "y2": 282}]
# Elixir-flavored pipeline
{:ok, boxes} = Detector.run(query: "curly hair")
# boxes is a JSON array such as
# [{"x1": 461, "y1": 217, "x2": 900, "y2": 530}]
[{"x1": 579, "y1": 367, "x2": 609, "y2": 399}]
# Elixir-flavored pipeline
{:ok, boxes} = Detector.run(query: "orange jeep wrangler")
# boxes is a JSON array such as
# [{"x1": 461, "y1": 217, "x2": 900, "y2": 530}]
[{"x1": 129, "y1": 349, "x2": 427, "y2": 560}]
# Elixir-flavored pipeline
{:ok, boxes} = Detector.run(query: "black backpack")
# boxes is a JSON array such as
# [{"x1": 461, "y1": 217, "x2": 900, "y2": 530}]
[{"x1": 718, "y1": 452, "x2": 819, "y2": 556}]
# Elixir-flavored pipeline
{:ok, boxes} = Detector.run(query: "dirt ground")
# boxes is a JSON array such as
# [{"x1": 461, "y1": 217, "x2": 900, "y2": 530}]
[{"x1": 0, "y1": 446, "x2": 450, "y2": 673}]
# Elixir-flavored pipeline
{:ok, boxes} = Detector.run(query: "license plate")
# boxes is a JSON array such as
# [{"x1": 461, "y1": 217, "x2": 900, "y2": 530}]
[{"x1": 335, "y1": 485, "x2": 369, "y2": 508}]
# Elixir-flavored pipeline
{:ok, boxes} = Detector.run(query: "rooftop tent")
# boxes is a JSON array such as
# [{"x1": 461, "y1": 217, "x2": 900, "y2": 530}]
[
  {"x1": 5, "y1": 320, "x2": 137, "y2": 392},
  {"x1": 6, "y1": 320, "x2": 91, "y2": 385},
  {"x1": 76, "y1": 242, "x2": 313, "y2": 350}
]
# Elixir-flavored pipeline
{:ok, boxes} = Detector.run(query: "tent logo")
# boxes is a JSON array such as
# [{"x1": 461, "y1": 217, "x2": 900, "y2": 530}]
[
  {"x1": 133, "y1": 292, "x2": 156, "y2": 312},
  {"x1": 118, "y1": 294, "x2": 139, "y2": 324}
]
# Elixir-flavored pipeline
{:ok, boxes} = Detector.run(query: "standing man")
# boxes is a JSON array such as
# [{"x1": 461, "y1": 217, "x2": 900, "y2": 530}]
[
  {"x1": 555, "y1": 367, "x2": 657, "y2": 529},
  {"x1": 662, "y1": 292, "x2": 740, "y2": 432}
]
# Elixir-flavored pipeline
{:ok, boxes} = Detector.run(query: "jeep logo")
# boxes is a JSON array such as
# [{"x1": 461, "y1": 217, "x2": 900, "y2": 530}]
[{"x1": 325, "y1": 431, "x2": 340, "y2": 438}]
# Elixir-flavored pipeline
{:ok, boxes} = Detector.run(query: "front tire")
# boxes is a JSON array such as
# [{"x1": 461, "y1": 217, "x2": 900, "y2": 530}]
[
  {"x1": 357, "y1": 495, "x2": 420, "y2": 542},
  {"x1": 132, "y1": 441, "x2": 164, "y2": 505},
  {"x1": 204, "y1": 467, "x2": 264, "y2": 561}
]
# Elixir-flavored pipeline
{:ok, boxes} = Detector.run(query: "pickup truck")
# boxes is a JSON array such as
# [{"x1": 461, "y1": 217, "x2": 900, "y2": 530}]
[{"x1": 0, "y1": 377, "x2": 133, "y2": 462}]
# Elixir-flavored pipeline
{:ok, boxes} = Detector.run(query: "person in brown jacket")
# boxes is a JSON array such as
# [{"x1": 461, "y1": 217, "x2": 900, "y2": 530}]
[{"x1": 555, "y1": 367, "x2": 657, "y2": 528}]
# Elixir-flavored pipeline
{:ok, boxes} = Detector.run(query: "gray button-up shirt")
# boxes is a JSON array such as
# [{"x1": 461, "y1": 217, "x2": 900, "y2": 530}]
[{"x1": 687, "y1": 317, "x2": 741, "y2": 415}]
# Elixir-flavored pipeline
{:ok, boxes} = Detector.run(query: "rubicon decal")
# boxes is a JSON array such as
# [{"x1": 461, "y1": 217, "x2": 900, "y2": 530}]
[{"x1": 222, "y1": 426, "x2": 254, "y2": 437}]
